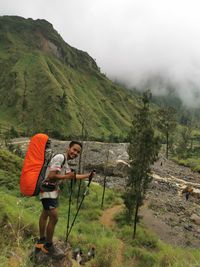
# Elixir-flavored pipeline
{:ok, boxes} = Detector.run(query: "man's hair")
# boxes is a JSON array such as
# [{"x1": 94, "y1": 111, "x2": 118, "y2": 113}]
[{"x1": 69, "y1": 141, "x2": 82, "y2": 149}]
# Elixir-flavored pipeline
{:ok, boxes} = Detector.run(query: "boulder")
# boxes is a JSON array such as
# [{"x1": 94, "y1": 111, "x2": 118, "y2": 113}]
[
  {"x1": 190, "y1": 214, "x2": 200, "y2": 225},
  {"x1": 113, "y1": 159, "x2": 130, "y2": 177}
]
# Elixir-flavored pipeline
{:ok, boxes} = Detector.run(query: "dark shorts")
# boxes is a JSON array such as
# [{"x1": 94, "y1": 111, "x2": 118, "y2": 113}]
[{"x1": 41, "y1": 198, "x2": 59, "y2": 210}]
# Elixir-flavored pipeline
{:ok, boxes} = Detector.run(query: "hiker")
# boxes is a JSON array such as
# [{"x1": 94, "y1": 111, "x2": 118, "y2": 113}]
[
  {"x1": 185, "y1": 191, "x2": 190, "y2": 201},
  {"x1": 182, "y1": 186, "x2": 193, "y2": 201},
  {"x1": 35, "y1": 141, "x2": 95, "y2": 259}
]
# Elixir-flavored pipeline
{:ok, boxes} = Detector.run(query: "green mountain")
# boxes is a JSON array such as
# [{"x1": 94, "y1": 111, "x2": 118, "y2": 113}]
[{"x1": 0, "y1": 15, "x2": 138, "y2": 140}]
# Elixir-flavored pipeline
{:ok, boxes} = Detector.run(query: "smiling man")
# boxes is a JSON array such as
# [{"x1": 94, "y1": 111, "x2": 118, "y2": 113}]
[{"x1": 35, "y1": 141, "x2": 94, "y2": 259}]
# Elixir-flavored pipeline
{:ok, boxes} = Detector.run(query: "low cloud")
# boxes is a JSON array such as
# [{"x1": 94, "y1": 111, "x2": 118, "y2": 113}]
[{"x1": 1, "y1": 0, "x2": 200, "y2": 106}]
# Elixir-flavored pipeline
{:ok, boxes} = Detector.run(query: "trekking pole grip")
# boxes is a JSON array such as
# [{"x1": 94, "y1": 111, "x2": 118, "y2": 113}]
[{"x1": 89, "y1": 169, "x2": 96, "y2": 183}]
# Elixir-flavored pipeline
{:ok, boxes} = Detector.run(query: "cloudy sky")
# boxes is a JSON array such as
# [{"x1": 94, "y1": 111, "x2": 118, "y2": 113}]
[{"x1": 1, "y1": 0, "x2": 200, "y2": 106}]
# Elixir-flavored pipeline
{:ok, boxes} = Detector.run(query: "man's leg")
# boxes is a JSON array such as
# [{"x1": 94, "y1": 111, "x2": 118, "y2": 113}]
[
  {"x1": 39, "y1": 198, "x2": 59, "y2": 244},
  {"x1": 35, "y1": 209, "x2": 49, "y2": 250},
  {"x1": 40, "y1": 199, "x2": 65, "y2": 259},
  {"x1": 45, "y1": 208, "x2": 58, "y2": 244},
  {"x1": 39, "y1": 209, "x2": 49, "y2": 239}
]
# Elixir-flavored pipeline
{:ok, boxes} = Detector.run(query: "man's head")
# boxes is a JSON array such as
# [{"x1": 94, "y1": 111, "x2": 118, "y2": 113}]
[{"x1": 67, "y1": 141, "x2": 82, "y2": 160}]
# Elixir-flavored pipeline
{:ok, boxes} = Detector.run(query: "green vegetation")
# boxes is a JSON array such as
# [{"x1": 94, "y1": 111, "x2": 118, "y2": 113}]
[
  {"x1": 168, "y1": 126, "x2": 200, "y2": 171},
  {"x1": 0, "y1": 149, "x2": 23, "y2": 190},
  {"x1": 0, "y1": 148, "x2": 200, "y2": 266},
  {"x1": 0, "y1": 15, "x2": 138, "y2": 140},
  {"x1": 115, "y1": 211, "x2": 200, "y2": 267},
  {"x1": 124, "y1": 91, "x2": 160, "y2": 238}
]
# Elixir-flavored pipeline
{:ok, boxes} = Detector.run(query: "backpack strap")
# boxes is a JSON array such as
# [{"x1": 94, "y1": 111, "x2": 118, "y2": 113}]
[
  {"x1": 40, "y1": 153, "x2": 66, "y2": 192},
  {"x1": 51, "y1": 153, "x2": 66, "y2": 168},
  {"x1": 61, "y1": 153, "x2": 66, "y2": 167}
]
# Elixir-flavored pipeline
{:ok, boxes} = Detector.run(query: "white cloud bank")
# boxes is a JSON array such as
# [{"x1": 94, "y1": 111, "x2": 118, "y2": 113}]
[{"x1": 1, "y1": 0, "x2": 200, "y2": 106}]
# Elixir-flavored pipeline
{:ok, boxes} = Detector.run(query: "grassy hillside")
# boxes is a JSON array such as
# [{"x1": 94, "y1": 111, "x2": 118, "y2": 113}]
[{"x1": 0, "y1": 16, "x2": 138, "y2": 140}]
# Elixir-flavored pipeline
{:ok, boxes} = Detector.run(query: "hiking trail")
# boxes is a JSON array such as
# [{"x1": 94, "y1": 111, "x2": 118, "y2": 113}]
[{"x1": 100, "y1": 205, "x2": 124, "y2": 267}]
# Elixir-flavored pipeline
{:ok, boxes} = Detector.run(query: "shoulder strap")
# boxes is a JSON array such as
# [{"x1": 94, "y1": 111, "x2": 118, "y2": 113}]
[
  {"x1": 51, "y1": 153, "x2": 66, "y2": 167},
  {"x1": 61, "y1": 153, "x2": 66, "y2": 167}
]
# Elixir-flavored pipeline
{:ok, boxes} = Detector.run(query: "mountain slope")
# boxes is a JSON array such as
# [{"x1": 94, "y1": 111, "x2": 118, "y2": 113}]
[{"x1": 0, "y1": 16, "x2": 137, "y2": 139}]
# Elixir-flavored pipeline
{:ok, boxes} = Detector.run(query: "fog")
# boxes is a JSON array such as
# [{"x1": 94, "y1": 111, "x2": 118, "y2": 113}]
[{"x1": 1, "y1": 0, "x2": 200, "y2": 106}]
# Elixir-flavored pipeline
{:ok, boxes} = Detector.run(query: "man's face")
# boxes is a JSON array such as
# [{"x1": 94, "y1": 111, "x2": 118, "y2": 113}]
[{"x1": 67, "y1": 144, "x2": 81, "y2": 159}]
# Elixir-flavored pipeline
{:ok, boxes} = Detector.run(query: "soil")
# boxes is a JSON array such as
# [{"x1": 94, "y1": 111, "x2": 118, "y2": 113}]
[{"x1": 100, "y1": 205, "x2": 123, "y2": 228}]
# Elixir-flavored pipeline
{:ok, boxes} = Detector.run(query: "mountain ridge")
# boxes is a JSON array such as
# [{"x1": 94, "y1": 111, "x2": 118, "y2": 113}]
[{"x1": 0, "y1": 15, "x2": 137, "y2": 139}]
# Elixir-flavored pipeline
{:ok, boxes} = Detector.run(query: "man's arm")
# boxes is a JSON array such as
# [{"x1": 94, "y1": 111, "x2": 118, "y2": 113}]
[
  {"x1": 76, "y1": 173, "x2": 92, "y2": 179},
  {"x1": 48, "y1": 171, "x2": 95, "y2": 181},
  {"x1": 47, "y1": 170, "x2": 75, "y2": 181}
]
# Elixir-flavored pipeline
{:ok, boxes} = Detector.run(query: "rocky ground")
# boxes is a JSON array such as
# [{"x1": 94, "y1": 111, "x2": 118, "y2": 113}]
[{"x1": 143, "y1": 156, "x2": 200, "y2": 248}]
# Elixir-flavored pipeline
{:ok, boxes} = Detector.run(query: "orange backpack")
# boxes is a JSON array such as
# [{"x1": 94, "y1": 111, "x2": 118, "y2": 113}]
[{"x1": 20, "y1": 133, "x2": 52, "y2": 196}]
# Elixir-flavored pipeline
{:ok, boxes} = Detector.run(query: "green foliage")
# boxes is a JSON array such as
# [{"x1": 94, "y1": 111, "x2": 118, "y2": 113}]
[
  {"x1": 175, "y1": 126, "x2": 192, "y2": 159},
  {"x1": 125, "y1": 247, "x2": 156, "y2": 267},
  {"x1": 172, "y1": 156, "x2": 200, "y2": 172},
  {"x1": 0, "y1": 15, "x2": 137, "y2": 140},
  {"x1": 94, "y1": 237, "x2": 119, "y2": 267},
  {"x1": 0, "y1": 149, "x2": 23, "y2": 190},
  {"x1": 156, "y1": 106, "x2": 177, "y2": 158},
  {"x1": 0, "y1": 192, "x2": 39, "y2": 246},
  {"x1": 124, "y1": 90, "x2": 161, "y2": 237}
]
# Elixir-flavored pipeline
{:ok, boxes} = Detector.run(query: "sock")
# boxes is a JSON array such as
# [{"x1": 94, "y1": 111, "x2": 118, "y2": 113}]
[
  {"x1": 45, "y1": 242, "x2": 53, "y2": 248},
  {"x1": 39, "y1": 237, "x2": 46, "y2": 242}
]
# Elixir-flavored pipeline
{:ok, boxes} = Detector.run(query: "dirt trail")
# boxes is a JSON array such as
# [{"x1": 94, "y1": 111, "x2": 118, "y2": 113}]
[
  {"x1": 100, "y1": 205, "x2": 123, "y2": 227},
  {"x1": 100, "y1": 205, "x2": 124, "y2": 267}
]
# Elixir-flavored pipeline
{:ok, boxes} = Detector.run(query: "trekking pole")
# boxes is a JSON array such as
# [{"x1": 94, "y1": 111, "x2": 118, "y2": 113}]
[
  {"x1": 66, "y1": 170, "x2": 76, "y2": 238},
  {"x1": 101, "y1": 150, "x2": 110, "y2": 208},
  {"x1": 76, "y1": 180, "x2": 82, "y2": 209},
  {"x1": 65, "y1": 170, "x2": 95, "y2": 243}
]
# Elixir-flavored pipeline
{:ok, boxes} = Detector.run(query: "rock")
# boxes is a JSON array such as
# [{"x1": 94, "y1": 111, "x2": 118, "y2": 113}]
[
  {"x1": 113, "y1": 159, "x2": 130, "y2": 177},
  {"x1": 30, "y1": 241, "x2": 72, "y2": 267},
  {"x1": 190, "y1": 214, "x2": 200, "y2": 225},
  {"x1": 184, "y1": 224, "x2": 193, "y2": 231}
]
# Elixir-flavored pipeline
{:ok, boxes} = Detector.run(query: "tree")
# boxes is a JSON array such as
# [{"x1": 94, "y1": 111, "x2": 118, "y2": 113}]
[
  {"x1": 156, "y1": 106, "x2": 177, "y2": 158},
  {"x1": 124, "y1": 90, "x2": 160, "y2": 238},
  {"x1": 176, "y1": 126, "x2": 192, "y2": 159}
]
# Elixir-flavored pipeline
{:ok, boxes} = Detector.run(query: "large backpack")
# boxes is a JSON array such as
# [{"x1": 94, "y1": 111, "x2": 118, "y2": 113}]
[{"x1": 20, "y1": 133, "x2": 64, "y2": 196}]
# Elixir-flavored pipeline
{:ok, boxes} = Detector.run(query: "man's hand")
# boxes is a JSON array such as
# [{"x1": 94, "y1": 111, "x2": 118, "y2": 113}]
[{"x1": 89, "y1": 169, "x2": 96, "y2": 182}]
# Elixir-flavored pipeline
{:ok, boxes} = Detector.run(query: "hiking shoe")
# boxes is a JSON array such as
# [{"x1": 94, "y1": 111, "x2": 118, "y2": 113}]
[
  {"x1": 34, "y1": 238, "x2": 46, "y2": 252},
  {"x1": 41, "y1": 244, "x2": 65, "y2": 260}
]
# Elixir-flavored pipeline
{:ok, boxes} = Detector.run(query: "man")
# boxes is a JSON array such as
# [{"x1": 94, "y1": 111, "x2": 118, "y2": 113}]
[{"x1": 35, "y1": 141, "x2": 95, "y2": 259}]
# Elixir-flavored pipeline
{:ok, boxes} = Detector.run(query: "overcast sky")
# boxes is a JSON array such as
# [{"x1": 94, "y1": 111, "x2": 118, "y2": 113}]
[{"x1": 1, "y1": 0, "x2": 200, "y2": 106}]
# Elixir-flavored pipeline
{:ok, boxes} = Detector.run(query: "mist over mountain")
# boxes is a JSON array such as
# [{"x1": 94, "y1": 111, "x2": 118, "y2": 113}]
[
  {"x1": 0, "y1": 16, "x2": 136, "y2": 139},
  {"x1": 1, "y1": 1, "x2": 200, "y2": 109},
  {"x1": 111, "y1": 69, "x2": 200, "y2": 109}
]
